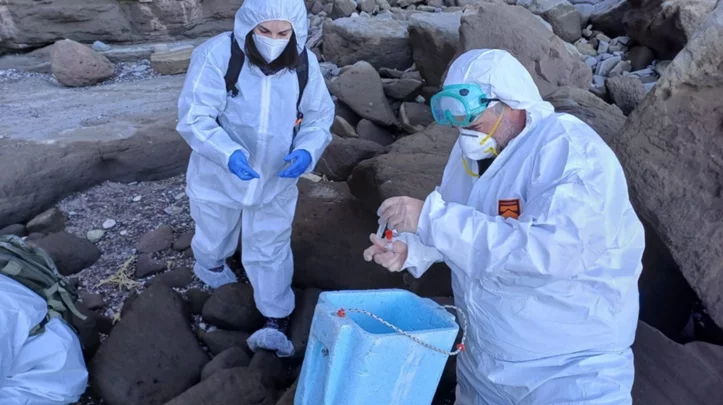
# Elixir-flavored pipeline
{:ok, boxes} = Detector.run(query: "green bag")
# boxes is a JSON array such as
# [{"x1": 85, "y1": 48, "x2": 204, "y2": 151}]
[{"x1": 0, "y1": 234, "x2": 87, "y2": 335}]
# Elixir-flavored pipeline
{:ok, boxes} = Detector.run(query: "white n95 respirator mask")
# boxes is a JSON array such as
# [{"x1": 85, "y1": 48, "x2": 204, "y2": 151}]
[
  {"x1": 253, "y1": 34, "x2": 290, "y2": 63},
  {"x1": 459, "y1": 128, "x2": 499, "y2": 160},
  {"x1": 458, "y1": 111, "x2": 504, "y2": 160}
]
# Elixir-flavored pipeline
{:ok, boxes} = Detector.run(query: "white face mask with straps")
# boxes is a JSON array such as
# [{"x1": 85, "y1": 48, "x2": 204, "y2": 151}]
[
  {"x1": 253, "y1": 34, "x2": 290, "y2": 63},
  {"x1": 458, "y1": 110, "x2": 504, "y2": 160}
]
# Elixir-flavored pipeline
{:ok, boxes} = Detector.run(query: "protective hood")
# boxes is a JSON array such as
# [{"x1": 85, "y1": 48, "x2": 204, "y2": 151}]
[
  {"x1": 233, "y1": 0, "x2": 308, "y2": 54},
  {"x1": 444, "y1": 49, "x2": 555, "y2": 117}
]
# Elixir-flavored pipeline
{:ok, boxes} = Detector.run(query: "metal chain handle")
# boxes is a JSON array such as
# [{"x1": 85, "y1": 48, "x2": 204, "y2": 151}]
[{"x1": 336, "y1": 305, "x2": 468, "y2": 356}]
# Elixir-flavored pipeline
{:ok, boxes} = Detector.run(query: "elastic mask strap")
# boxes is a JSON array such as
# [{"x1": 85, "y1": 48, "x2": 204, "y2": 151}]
[
  {"x1": 461, "y1": 157, "x2": 480, "y2": 178},
  {"x1": 479, "y1": 112, "x2": 504, "y2": 156}
]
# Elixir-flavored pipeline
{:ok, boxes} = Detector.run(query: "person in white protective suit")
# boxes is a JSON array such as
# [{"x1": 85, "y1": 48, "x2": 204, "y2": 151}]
[
  {"x1": 363, "y1": 49, "x2": 646, "y2": 405},
  {"x1": 176, "y1": 0, "x2": 334, "y2": 357},
  {"x1": 0, "y1": 274, "x2": 88, "y2": 404}
]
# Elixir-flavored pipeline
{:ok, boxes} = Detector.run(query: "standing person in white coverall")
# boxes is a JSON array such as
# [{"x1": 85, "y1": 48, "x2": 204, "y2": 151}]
[
  {"x1": 364, "y1": 49, "x2": 645, "y2": 404},
  {"x1": 176, "y1": 0, "x2": 334, "y2": 356}
]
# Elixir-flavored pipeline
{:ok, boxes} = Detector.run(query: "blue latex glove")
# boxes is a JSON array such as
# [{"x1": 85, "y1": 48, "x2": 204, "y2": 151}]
[
  {"x1": 279, "y1": 149, "x2": 312, "y2": 178},
  {"x1": 228, "y1": 150, "x2": 260, "y2": 180}
]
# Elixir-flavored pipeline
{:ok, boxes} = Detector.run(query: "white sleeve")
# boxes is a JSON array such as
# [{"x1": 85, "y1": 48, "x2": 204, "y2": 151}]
[
  {"x1": 291, "y1": 53, "x2": 334, "y2": 171},
  {"x1": 176, "y1": 46, "x2": 245, "y2": 169},
  {"x1": 417, "y1": 136, "x2": 637, "y2": 281},
  {"x1": 395, "y1": 233, "x2": 444, "y2": 278}
]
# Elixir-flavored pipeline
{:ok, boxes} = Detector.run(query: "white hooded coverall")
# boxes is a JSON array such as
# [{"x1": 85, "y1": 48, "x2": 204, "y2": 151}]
[
  {"x1": 176, "y1": 0, "x2": 334, "y2": 318},
  {"x1": 399, "y1": 50, "x2": 645, "y2": 404},
  {"x1": 0, "y1": 274, "x2": 88, "y2": 404}
]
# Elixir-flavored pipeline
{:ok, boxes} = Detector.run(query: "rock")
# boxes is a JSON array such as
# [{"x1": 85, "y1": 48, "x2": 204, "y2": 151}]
[
  {"x1": 383, "y1": 78, "x2": 424, "y2": 101},
  {"x1": 334, "y1": 99, "x2": 362, "y2": 127},
  {"x1": 51, "y1": 39, "x2": 115, "y2": 87},
  {"x1": 574, "y1": 3, "x2": 594, "y2": 26},
  {"x1": 315, "y1": 135, "x2": 384, "y2": 181},
  {"x1": 544, "y1": 86, "x2": 626, "y2": 145},
  {"x1": 102, "y1": 219, "x2": 117, "y2": 229},
  {"x1": 356, "y1": 119, "x2": 396, "y2": 146},
  {"x1": 198, "y1": 329, "x2": 252, "y2": 356},
  {"x1": 589, "y1": 0, "x2": 629, "y2": 38},
  {"x1": 401, "y1": 70, "x2": 423, "y2": 81},
  {"x1": 25, "y1": 232, "x2": 45, "y2": 241},
  {"x1": 26, "y1": 207, "x2": 67, "y2": 234},
  {"x1": 632, "y1": 322, "x2": 723, "y2": 404},
  {"x1": 628, "y1": 45, "x2": 656, "y2": 71},
  {"x1": 608, "y1": 59, "x2": 631, "y2": 76},
  {"x1": 135, "y1": 254, "x2": 167, "y2": 278},
  {"x1": 275, "y1": 380, "x2": 298, "y2": 405},
  {"x1": 608, "y1": 2, "x2": 723, "y2": 329},
  {"x1": 348, "y1": 124, "x2": 457, "y2": 208},
  {"x1": 0, "y1": 94, "x2": 192, "y2": 229},
  {"x1": 637, "y1": 219, "x2": 697, "y2": 339},
  {"x1": 201, "y1": 347, "x2": 251, "y2": 381},
  {"x1": 87, "y1": 229, "x2": 105, "y2": 243},
  {"x1": 150, "y1": 46, "x2": 193, "y2": 75},
  {"x1": 186, "y1": 288, "x2": 211, "y2": 315},
  {"x1": 0, "y1": 0, "x2": 243, "y2": 53},
  {"x1": 399, "y1": 102, "x2": 434, "y2": 133},
  {"x1": 359, "y1": 0, "x2": 376, "y2": 13},
  {"x1": 595, "y1": 55, "x2": 621, "y2": 76},
  {"x1": 459, "y1": 2, "x2": 592, "y2": 97},
  {"x1": 331, "y1": 0, "x2": 358, "y2": 19},
  {"x1": 136, "y1": 224, "x2": 174, "y2": 254},
  {"x1": 379, "y1": 68, "x2": 405, "y2": 79},
  {"x1": 408, "y1": 11, "x2": 462, "y2": 88},
  {"x1": 311, "y1": 0, "x2": 324, "y2": 14},
  {"x1": 292, "y1": 179, "x2": 451, "y2": 296},
  {"x1": 69, "y1": 301, "x2": 102, "y2": 358},
  {"x1": 624, "y1": 0, "x2": 717, "y2": 60},
  {"x1": 90, "y1": 283, "x2": 209, "y2": 405},
  {"x1": 163, "y1": 367, "x2": 272, "y2": 405},
  {"x1": 329, "y1": 61, "x2": 399, "y2": 127},
  {"x1": 92, "y1": 40, "x2": 111, "y2": 52},
  {"x1": 173, "y1": 230, "x2": 194, "y2": 251},
  {"x1": 323, "y1": 16, "x2": 412, "y2": 70},
  {"x1": 605, "y1": 74, "x2": 646, "y2": 115},
  {"x1": 331, "y1": 116, "x2": 358, "y2": 138},
  {"x1": 81, "y1": 292, "x2": 106, "y2": 310},
  {"x1": 289, "y1": 288, "x2": 323, "y2": 356},
  {"x1": 151, "y1": 267, "x2": 194, "y2": 288},
  {"x1": 0, "y1": 224, "x2": 28, "y2": 237},
  {"x1": 536, "y1": 1, "x2": 583, "y2": 43},
  {"x1": 575, "y1": 40, "x2": 597, "y2": 56},
  {"x1": 249, "y1": 350, "x2": 290, "y2": 390},
  {"x1": 29, "y1": 232, "x2": 101, "y2": 276},
  {"x1": 202, "y1": 283, "x2": 265, "y2": 332}
]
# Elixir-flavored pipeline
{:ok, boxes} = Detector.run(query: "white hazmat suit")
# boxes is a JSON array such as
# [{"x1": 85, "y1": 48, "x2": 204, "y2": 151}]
[
  {"x1": 176, "y1": 0, "x2": 334, "y2": 322},
  {"x1": 399, "y1": 50, "x2": 645, "y2": 404},
  {"x1": 0, "y1": 274, "x2": 88, "y2": 404}
]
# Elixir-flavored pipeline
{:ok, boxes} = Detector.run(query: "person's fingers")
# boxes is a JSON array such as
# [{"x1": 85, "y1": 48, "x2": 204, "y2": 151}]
[
  {"x1": 370, "y1": 234, "x2": 388, "y2": 249},
  {"x1": 373, "y1": 250, "x2": 395, "y2": 266},
  {"x1": 363, "y1": 245, "x2": 377, "y2": 262},
  {"x1": 391, "y1": 240, "x2": 407, "y2": 254},
  {"x1": 377, "y1": 196, "x2": 403, "y2": 216}
]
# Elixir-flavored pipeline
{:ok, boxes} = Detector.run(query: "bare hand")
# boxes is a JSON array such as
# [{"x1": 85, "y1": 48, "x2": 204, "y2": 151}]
[
  {"x1": 378, "y1": 196, "x2": 424, "y2": 234},
  {"x1": 363, "y1": 233, "x2": 408, "y2": 272}
]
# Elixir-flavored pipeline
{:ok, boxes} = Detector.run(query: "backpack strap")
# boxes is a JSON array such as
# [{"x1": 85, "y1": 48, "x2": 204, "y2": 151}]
[
  {"x1": 224, "y1": 32, "x2": 245, "y2": 98},
  {"x1": 293, "y1": 48, "x2": 310, "y2": 137}
]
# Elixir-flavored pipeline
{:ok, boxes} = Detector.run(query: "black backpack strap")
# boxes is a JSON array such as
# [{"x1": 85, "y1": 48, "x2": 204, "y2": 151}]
[
  {"x1": 225, "y1": 32, "x2": 244, "y2": 98},
  {"x1": 293, "y1": 48, "x2": 310, "y2": 136}
]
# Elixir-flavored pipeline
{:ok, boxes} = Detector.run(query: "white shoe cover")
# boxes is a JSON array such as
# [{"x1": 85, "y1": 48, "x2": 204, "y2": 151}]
[
  {"x1": 247, "y1": 327, "x2": 295, "y2": 357},
  {"x1": 192, "y1": 263, "x2": 238, "y2": 289}
]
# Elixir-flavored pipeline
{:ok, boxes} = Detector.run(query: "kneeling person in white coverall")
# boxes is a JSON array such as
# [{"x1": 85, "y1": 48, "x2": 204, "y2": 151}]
[
  {"x1": 364, "y1": 49, "x2": 645, "y2": 404},
  {"x1": 176, "y1": 0, "x2": 334, "y2": 357}
]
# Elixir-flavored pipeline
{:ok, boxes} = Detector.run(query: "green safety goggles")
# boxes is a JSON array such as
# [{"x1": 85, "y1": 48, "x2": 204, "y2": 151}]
[{"x1": 430, "y1": 84, "x2": 499, "y2": 127}]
